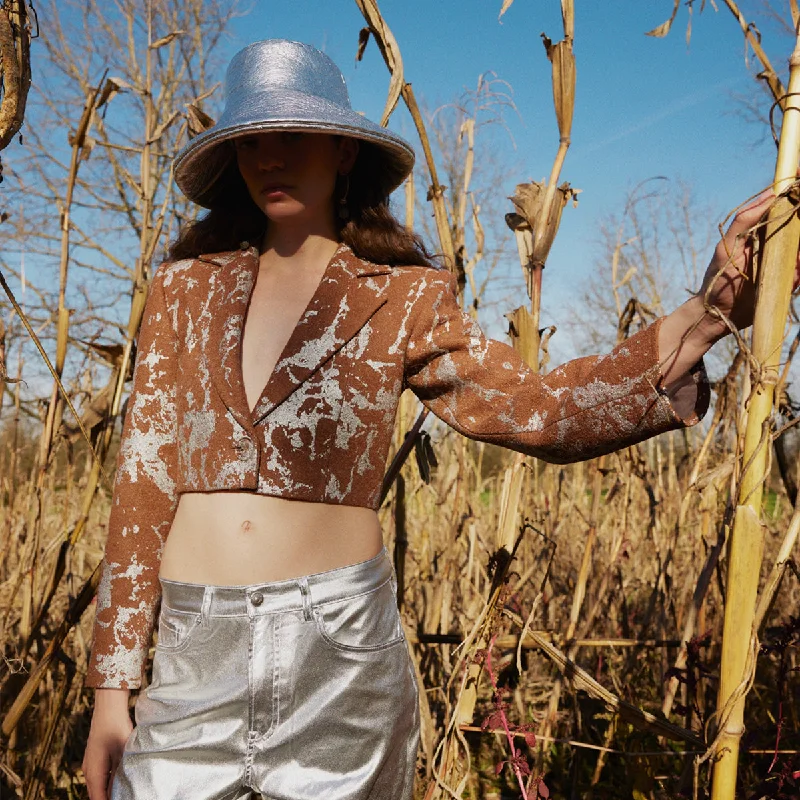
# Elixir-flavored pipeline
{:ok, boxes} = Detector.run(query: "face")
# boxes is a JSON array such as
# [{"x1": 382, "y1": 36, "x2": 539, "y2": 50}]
[{"x1": 233, "y1": 131, "x2": 359, "y2": 228}]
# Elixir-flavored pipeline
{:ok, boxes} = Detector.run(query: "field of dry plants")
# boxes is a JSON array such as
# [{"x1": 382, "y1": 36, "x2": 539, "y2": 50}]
[{"x1": 1, "y1": 0, "x2": 799, "y2": 798}]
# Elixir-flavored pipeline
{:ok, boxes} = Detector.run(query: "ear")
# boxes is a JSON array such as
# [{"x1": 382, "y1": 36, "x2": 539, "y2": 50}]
[{"x1": 337, "y1": 137, "x2": 360, "y2": 174}]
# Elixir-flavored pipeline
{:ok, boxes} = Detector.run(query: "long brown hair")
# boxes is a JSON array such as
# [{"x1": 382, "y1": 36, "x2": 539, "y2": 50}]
[{"x1": 167, "y1": 141, "x2": 437, "y2": 268}]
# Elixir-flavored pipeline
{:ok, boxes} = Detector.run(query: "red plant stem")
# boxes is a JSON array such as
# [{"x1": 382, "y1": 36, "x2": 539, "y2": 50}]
[
  {"x1": 768, "y1": 698, "x2": 783, "y2": 773},
  {"x1": 487, "y1": 635, "x2": 529, "y2": 800}
]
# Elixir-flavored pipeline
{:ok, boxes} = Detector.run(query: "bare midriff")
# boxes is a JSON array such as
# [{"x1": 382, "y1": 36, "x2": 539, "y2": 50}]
[{"x1": 159, "y1": 493, "x2": 383, "y2": 585}]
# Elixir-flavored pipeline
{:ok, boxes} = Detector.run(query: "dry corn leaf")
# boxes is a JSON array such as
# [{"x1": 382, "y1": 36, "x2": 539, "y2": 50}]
[
  {"x1": 561, "y1": 0, "x2": 574, "y2": 40},
  {"x1": 67, "y1": 128, "x2": 89, "y2": 150},
  {"x1": 356, "y1": 27, "x2": 370, "y2": 61},
  {"x1": 695, "y1": 457, "x2": 735, "y2": 492},
  {"x1": 539, "y1": 324, "x2": 556, "y2": 372},
  {"x1": 150, "y1": 30, "x2": 184, "y2": 50},
  {"x1": 353, "y1": 0, "x2": 404, "y2": 126},
  {"x1": 78, "y1": 135, "x2": 96, "y2": 162},
  {"x1": 96, "y1": 76, "x2": 131, "y2": 110},
  {"x1": 460, "y1": 118, "x2": 475, "y2": 209},
  {"x1": 498, "y1": 0, "x2": 514, "y2": 21},
  {"x1": 59, "y1": 383, "x2": 115, "y2": 443},
  {"x1": 186, "y1": 104, "x2": 215, "y2": 139},
  {"x1": 404, "y1": 170, "x2": 415, "y2": 229},
  {"x1": 414, "y1": 431, "x2": 437, "y2": 484},
  {"x1": 471, "y1": 198, "x2": 484, "y2": 256},
  {"x1": 506, "y1": 180, "x2": 577, "y2": 268},
  {"x1": 505, "y1": 306, "x2": 539, "y2": 368},
  {"x1": 505, "y1": 211, "x2": 529, "y2": 231},
  {"x1": 55, "y1": 307, "x2": 70, "y2": 372},
  {"x1": 148, "y1": 110, "x2": 180, "y2": 144},
  {"x1": 79, "y1": 339, "x2": 128, "y2": 371},
  {"x1": 543, "y1": 37, "x2": 576, "y2": 140},
  {"x1": 507, "y1": 181, "x2": 544, "y2": 230},
  {"x1": 686, "y1": 2, "x2": 692, "y2": 46},
  {"x1": 645, "y1": 0, "x2": 680, "y2": 38}
]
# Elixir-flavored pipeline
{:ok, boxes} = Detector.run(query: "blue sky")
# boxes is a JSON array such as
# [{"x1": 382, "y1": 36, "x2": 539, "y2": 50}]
[{"x1": 222, "y1": 0, "x2": 782, "y2": 352}]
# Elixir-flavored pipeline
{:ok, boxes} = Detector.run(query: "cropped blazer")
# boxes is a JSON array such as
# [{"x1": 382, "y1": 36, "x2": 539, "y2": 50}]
[{"x1": 86, "y1": 243, "x2": 709, "y2": 688}]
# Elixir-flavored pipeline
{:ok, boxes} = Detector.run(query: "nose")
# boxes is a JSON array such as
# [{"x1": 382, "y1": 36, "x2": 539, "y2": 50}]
[{"x1": 255, "y1": 134, "x2": 286, "y2": 171}]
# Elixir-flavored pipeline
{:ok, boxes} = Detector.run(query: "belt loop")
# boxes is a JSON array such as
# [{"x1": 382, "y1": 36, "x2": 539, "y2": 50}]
[
  {"x1": 297, "y1": 577, "x2": 313, "y2": 622},
  {"x1": 201, "y1": 587, "x2": 213, "y2": 627}
]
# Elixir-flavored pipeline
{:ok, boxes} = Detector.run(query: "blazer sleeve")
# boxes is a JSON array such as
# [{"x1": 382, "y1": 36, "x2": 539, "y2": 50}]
[
  {"x1": 404, "y1": 271, "x2": 709, "y2": 464},
  {"x1": 86, "y1": 266, "x2": 179, "y2": 689}
]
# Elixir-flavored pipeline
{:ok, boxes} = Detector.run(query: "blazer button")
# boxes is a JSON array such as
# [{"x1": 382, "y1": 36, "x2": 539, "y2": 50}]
[
  {"x1": 250, "y1": 591, "x2": 264, "y2": 606},
  {"x1": 234, "y1": 439, "x2": 249, "y2": 454}
]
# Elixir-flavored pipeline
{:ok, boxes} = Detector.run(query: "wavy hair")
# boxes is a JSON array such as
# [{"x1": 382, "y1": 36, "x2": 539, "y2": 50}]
[{"x1": 167, "y1": 142, "x2": 437, "y2": 268}]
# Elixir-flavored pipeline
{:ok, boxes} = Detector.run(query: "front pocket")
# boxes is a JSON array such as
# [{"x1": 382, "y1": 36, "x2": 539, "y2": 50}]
[
  {"x1": 314, "y1": 577, "x2": 404, "y2": 653},
  {"x1": 155, "y1": 606, "x2": 202, "y2": 652}
]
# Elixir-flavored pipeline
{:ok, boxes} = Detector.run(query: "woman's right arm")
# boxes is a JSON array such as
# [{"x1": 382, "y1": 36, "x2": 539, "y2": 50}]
[
  {"x1": 82, "y1": 264, "x2": 180, "y2": 792},
  {"x1": 86, "y1": 264, "x2": 180, "y2": 690}
]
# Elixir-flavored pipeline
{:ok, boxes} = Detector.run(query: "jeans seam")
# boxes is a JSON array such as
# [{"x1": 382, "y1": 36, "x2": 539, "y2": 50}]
[
  {"x1": 270, "y1": 614, "x2": 281, "y2": 736},
  {"x1": 244, "y1": 616, "x2": 255, "y2": 785}
]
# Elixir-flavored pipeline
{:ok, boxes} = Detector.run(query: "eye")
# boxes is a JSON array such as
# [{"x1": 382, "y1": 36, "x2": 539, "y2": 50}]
[
  {"x1": 282, "y1": 131, "x2": 304, "y2": 144},
  {"x1": 234, "y1": 137, "x2": 257, "y2": 150}
]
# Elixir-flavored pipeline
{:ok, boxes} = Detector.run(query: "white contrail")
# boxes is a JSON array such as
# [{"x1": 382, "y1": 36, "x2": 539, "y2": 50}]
[{"x1": 575, "y1": 78, "x2": 737, "y2": 156}]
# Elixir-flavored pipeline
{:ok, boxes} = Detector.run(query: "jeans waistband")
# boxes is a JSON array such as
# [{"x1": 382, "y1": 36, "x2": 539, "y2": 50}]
[{"x1": 158, "y1": 547, "x2": 393, "y2": 617}]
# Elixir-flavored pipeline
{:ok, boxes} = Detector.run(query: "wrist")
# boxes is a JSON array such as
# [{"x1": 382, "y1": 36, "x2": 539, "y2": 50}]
[
  {"x1": 687, "y1": 294, "x2": 731, "y2": 345},
  {"x1": 93, "y1": 687, "x2": 131, "y2": 711},
  {"x1": 658, "y1": 299, "x2": 714, "y2": 389}
]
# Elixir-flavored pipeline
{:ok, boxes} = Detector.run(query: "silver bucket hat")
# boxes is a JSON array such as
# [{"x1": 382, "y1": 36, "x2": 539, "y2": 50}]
[{"x1": 174, "y1": 39, "x2": 415, "y2": 208}]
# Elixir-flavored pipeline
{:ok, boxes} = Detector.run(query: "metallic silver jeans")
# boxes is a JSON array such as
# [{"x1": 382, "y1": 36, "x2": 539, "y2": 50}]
[{"x1": 112, "y1": 549, "x2": 419, "y2": 800}]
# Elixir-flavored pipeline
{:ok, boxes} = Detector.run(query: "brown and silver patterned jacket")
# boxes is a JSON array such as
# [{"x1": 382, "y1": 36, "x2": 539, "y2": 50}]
[{"x1": 86, "y1": 243, "x2": 709, "y2": 688}]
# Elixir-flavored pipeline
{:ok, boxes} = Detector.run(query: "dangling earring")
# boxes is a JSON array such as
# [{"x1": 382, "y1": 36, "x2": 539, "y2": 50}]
[{"x1": 338, "y1": 173, "x2": 350, "y2": 221}]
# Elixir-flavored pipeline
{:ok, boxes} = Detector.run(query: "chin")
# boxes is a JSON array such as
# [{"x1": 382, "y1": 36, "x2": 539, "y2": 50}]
[
  {"x1": 264, "y1": 203, "x2": 331, "y2": 228},
  {"x1": 262, "y1": 204, "x2": 305, "y2": 222}
]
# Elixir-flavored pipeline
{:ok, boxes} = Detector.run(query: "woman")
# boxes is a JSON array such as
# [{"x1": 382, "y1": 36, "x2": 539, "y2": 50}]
[{"x1": 82, "y1": 39, "x2": 770, "y2": 800}]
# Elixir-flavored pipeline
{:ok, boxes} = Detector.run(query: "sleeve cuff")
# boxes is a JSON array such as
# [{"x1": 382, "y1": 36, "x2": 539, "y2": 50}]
[{"x1": 657, "y1": 356, "x2": 711, "y2": 426}]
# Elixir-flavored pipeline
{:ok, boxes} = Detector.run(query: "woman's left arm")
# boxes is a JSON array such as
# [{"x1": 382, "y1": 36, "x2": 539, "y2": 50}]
[
  {"x1": 403, "y1": 191, "x2": 790, "y2": 464},
  {"x1": 404, "y1": 271, "x2": 707, "y2": 465}
]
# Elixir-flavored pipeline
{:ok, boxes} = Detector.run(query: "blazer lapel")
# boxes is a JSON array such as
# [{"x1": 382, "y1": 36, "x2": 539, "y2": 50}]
[
  {"x1": 202, "y1": 246, "x2": 260, "y2": 433},
  {"x1": 251, "y1": 245, "x2": 391, "y2": 424}
]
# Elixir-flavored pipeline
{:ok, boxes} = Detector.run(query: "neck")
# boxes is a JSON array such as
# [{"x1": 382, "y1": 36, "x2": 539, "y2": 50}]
[{"x1": 261, "y1": 215, "x2": 339, "y2": 263}]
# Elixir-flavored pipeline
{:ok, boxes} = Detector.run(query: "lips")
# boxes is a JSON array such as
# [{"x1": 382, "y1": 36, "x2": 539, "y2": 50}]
[{"x1": 261, "y1": 182, "x2": 292, "y2": 195}]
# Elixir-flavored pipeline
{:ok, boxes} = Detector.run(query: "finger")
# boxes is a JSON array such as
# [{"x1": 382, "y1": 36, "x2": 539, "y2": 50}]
[
  {"x1": 725, "y1": 191, "x2": 774, "y2": 241},
  {"x1": 721, "y1": 211, "x2": 770, "y2": 260}
]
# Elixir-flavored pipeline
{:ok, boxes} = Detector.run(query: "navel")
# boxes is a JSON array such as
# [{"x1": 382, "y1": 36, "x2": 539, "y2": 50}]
[{"x1": 241, "y1": 519, "x2": 253, "y2": 534}]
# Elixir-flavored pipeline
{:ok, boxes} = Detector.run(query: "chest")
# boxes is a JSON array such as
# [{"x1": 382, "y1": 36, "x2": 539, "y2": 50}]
[
  {"x1": 171, "y1": 252, "x2": 414, "y2": 433},
  {"x1": 240, "y1": 266, "x2": 326, "y2": 413}
]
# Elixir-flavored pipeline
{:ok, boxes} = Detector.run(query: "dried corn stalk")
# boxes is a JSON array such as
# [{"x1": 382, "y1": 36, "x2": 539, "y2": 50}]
[
  {"x1": 436, "y1": 1, "x2": 578, "y2": 795},
  {"x1": 353, "y1": 0, "x2": 456, "y2": 272},
  {"x1": 0, "y1": 0, "x2": 31, "y2": 151},
  {"x1": 710, "y1": 28, "x2": 800, "y2": 800}
]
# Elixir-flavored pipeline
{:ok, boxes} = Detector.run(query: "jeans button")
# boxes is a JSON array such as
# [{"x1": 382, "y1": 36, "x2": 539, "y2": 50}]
[{"x1": 250, "y1": 591, "x2": 264, "y2": 606}]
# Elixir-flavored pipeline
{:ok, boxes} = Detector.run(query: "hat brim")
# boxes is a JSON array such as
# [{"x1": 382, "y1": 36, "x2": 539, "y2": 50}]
[{"x1": 174, "y1": 87, "x2": 415, "y2": 208}]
